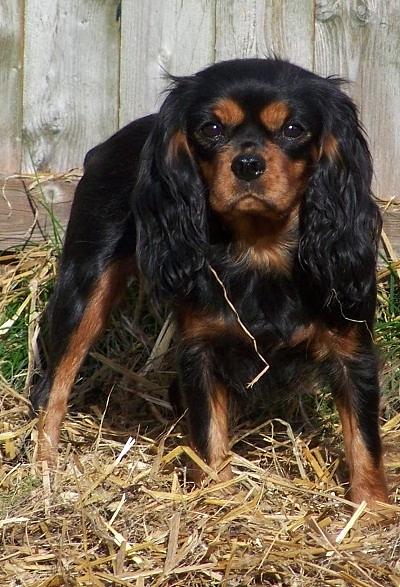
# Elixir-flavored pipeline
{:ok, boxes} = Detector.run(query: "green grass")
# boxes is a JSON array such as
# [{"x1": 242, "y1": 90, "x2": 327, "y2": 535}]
[
  {"x1": 0, "y1": 474, "x2": 41, "y2": 517},
  {"x1": 376, "y1": 267, "x2": 400, "y2": 412},
  {"x1": 0, "y1": 246, "x2": 399, "y2": 408},
  {"x1": 0, "y1": 254, "x2": 55, "y2": 389},
  {"x1": 0, "y1": 313, "x2": 29, "y2": 385}
]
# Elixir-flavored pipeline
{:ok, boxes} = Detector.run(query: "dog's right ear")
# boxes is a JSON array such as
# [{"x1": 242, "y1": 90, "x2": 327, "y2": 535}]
[
  {"x1": 132, "y1": 81, "x2": 208, "y2": 301},
  {"x1": 298, "y1": 83, "x2": 381, "y2": 321}
]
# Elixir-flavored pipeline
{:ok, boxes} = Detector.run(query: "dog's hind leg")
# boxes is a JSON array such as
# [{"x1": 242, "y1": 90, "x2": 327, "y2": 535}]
[
  {"x1": 31, "y1": 171, "x2": 137, "y2": 465},
  {"x1": 329, "y1": 337, "x2": 388, "y2": 506},
  {"x1": 30, "y1": 115, "x2": 156, "y2": 466},
  {"x1": 32, "y1": 253, "x2": 134, "y2": 466}
]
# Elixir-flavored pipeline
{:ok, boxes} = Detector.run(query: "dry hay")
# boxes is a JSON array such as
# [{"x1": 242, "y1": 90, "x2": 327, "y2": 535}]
[{"x1": 0, "y1": 242, "x2": 399, "y2": 587}]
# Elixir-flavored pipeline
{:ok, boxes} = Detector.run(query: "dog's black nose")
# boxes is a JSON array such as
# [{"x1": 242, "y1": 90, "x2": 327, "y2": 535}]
[{"x1": 231, "y1": 154, "x2": 266, "y2": 181}]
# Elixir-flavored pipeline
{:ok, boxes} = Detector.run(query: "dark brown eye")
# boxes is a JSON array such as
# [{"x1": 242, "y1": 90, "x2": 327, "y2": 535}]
[
  {"x1": 200, "y1": 122, "x2": 224, "y2": 139},
  {"x1": 283, "y1": 123, "x2": 305, "y2": 139}
]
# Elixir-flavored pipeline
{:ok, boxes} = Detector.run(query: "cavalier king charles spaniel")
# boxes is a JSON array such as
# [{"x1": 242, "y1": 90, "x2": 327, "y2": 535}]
[{"x1": 31, "y1": 58, "x2": 388, "y2": 506}]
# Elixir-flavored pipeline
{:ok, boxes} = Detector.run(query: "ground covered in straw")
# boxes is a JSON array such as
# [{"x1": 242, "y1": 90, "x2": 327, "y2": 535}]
[{"x1": 0, "y1": 243, "x2": 399, "y2": 587}]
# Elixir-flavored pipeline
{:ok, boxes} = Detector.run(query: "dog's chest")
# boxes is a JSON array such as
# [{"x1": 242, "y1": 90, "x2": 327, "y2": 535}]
[{"x1": 212, "y1": 269, "x2": 308, "y2": 346}]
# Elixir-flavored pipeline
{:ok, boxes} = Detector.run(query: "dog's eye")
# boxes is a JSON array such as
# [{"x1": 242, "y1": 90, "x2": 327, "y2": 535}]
[
  {"x1": 200, "y1": 122, "x2": 224, "y2": 140},
  {"x1": 283, "y1": 123, "x2": 305, "y2": 139}
]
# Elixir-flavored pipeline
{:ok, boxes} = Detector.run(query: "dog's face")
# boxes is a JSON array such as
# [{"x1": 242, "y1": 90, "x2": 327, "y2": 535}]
[
  {"x1": 134, "y1": 58, "x2": 380, "y2": 311},
  {"x1": 187, "y1": 89, "x2": 318, "y2": 222},
  {"x1": 175, "y1": 60, "x2": 339, "y2": 228}
]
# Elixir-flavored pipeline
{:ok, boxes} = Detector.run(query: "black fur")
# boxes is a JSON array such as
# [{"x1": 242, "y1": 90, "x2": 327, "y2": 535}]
[
  {"x1": 132, "y1": 85, "x2": 208, "y2": 300},
  {"x1": 32, "y1": 59, "x2": 386, "y2": 502},
  {"x1": 298, "y1": 88, "x2": 381, "y2": 321}
]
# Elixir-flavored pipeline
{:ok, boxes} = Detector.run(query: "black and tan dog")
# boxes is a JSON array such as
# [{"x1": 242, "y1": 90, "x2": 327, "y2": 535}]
[{"x1": 31, "y1": 58, "x2": 388, "y2": 506}]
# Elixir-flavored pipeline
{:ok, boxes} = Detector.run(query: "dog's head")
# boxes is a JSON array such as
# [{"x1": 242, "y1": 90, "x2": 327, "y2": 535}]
[
  {"x1": 186, "y1": 61, "x2": 320, "y2": 223},
  {"x1": 133, "y1": 59, "x2": 381, "y2": 317}
]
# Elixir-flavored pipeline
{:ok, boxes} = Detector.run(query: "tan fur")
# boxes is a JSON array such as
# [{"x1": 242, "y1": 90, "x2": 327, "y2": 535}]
[
  {"x1": 336, "y1": 398, "x2": 388, "y2": 504},
  {"x1": 199, "y1": 141, "x2": 309, "y2": 274},
  {"x1": 322, "y1": 134, "x2": 340, "y2": 162},
  {"x1": 212, "y1": 98, "x2": 245, "y2": 126},
  {"x1": 203, "y1": 143, "x2": 308, "y2": 219},
  {"x1": 178, "y1": 308, "x2": 246, "y2": 343},
  {"x1": 200, "y1": 146, "x2": 237, "y2": 215},
  {"x1": 207, "y1": 384, "x2": 232, "y2": 481},
  {"x1": 260, "y1": 101, "x2": 290, "y2": 131},
  {"x1": 38, "y1": 260, "x2": 132, "y2": 465},
  {"x1": 231, "y1": 212, "x2": 299, "y2": 274},
  {"x1": 259, "y1": 143, "x2": 308, "y2": 209},
  {"x1": 290, "y1": 323, "x2": 388, "y2": 504},
  {"x1": 312, "y1": 133, "x2": 341, "y2": 164},
  {"x1": 167, "y1": 130, "x2": 190, "y2": 162},
  {"x1": 290, "y1": 324, "x2": 360, "y2": 361}
]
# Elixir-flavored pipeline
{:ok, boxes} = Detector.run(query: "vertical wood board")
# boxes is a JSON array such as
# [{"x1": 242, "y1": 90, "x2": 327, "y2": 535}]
[
  {"x1": 215, "y1": 0, "x2": 314, "y2": 70},
  {"x1": 0, "y1": 174, "x2": 78, "y2": 249},
  {"x1": 315, "y1": 0, "x2": 400, "y2": 200},
  {"x1": 22, "y1": 0, "x2": 121, "y2": 173},
  {"x1": 119, "y1": 0, "x2": 215, "y2": 126},
  {"x1": 0, "y1": 1, "x2": 23, "y2": 173},
  {"x1": 0, "y1": 0, "x2": 398, "y2": 205}
]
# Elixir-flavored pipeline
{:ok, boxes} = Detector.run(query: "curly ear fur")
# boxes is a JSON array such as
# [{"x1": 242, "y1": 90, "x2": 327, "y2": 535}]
[
  {"x1": 298, "y1": 87, "x2": 382, "y2": 321},
  {"x1": 132, "y1": 79, "x2": 208, "y2": 301}
]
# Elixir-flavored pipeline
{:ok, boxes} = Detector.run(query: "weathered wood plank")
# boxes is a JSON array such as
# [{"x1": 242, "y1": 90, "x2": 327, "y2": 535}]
[
  {"x1": 215, "y1": 0, "x2": 314, "y2": 69},
  {"x1": 22, "y1": 0, "x2": 121, "y2": 173},
  {"x1": 0, "y1": 174, "x2": 78, "y2": 250},
  {"x1": 315, "y1": 0, "x2": 400, "y2": 202},
  {"x1": 0, "y1": 1, "x2": 23, "y2": 173},
  {"x1": 119, "y1": 0, "x2": 215, "y2": 126},
  {"x1": 380, "y1": 205, "x2": 400, "y2": 264},
  {"x1": 1, "y1": 0, "x2": 398, "y2": 258},
  {"x1": 1, "y1": 175, "x2": 399, "y2": 260}
]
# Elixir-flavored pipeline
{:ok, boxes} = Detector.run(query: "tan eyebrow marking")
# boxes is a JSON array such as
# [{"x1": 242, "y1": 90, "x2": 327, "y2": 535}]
[
  {"x1": 260, "y1": 101, "x2": 290, "y2": 131},
  {"x1": 212, "y1": 98, "x2": 245, "y2": 126}
]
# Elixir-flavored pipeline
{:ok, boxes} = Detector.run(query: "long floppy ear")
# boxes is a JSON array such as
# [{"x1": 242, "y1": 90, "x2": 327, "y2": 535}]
[
  {"x1": 132, "y1": 82, "x2": 208, "y2": 301},
  {"x1": 298, "y1": 88, "x2": 382, "y2": 321}
]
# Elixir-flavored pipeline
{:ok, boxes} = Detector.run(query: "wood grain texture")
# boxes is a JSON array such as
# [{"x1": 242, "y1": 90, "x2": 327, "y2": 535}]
[
  {"x1": 315, "y1": 0, "x2": 400, "y2": 201},
  {"x1": 1, "y1": 0, "x2": 399, "y2": 250},
  {"x1": 0, "y1": 1, "x2": 23, "y2": 173},
  {"x1": 0, "y1": 174, "x2": 78, "y2": 249},
  {"x1": 119, "y1": 0, "x2": 215, "y2": 126},
  {"x1": 215, "y1": 0, "x2": 314, "y2": 69},
  {"x1": 1, "y1": 176, "x2": 398, "y2": 259},
  {"x1": 380, "y1": 204, "x2": 400, "y2": 263},
  {"x1": 22, "y1": 0, "x2": 121, "y2": 173}
]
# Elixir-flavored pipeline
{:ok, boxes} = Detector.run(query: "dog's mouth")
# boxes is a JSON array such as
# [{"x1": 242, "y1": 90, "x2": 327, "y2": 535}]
[{"x1": 227, "y1": 192, "x2": 280, "y2": 215}]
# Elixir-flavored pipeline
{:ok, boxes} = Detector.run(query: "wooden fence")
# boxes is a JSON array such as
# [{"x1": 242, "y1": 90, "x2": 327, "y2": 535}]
[{"x1": 1, "y1": 0, "x2": 399, "y2": 255}]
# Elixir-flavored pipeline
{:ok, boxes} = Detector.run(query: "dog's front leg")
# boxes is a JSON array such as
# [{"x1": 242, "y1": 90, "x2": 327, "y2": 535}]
[{"x1": 177, "y1": 339, "x2": 233, "y2": 484}]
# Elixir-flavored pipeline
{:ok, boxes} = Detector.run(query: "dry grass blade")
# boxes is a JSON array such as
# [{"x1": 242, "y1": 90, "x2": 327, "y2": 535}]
[
  {"x1": 0, "y1": 227, "x2": 399, "y2": 586},
  {"x1": 208, "y1": 264, "x2": 270, "y2": 387},
  {"x1": 381, "y1": 228, "x2": 400, "y2": 280},
  {"x1": 140, "y1": 314, "x2": 175, "y2": 376}
]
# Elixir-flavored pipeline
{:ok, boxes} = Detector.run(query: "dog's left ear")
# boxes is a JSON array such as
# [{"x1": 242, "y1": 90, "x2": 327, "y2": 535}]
[
  {"x1": 132, "y1": 80, "x2": 208, "y2": 302},
  {"x1": 298, "y1": 87, "x2": 382, "y2": 320}
]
